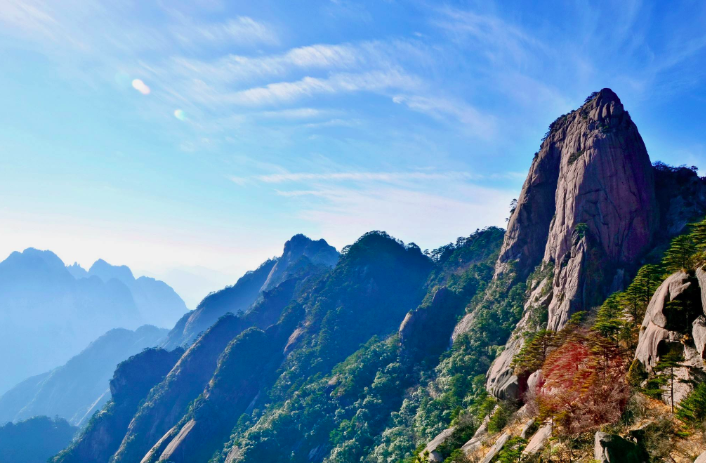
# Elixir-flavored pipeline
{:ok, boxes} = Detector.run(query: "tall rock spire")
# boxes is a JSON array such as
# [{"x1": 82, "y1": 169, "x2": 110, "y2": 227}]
[
  {"x1": 484, "y1": 89, "x2": 658, "y2": 400},
  {"x1": 497, "y1": 88, "x2": 657, "y2": 330}
]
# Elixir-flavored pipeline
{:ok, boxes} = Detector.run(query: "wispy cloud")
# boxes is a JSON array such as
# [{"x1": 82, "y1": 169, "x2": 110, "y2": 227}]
[
  {"x1": 256, "y1": 171, "x2": 482, "y2": 184},
  {"x1": 392, "y1": 95, "x2": 496, "y2": 139},
  {"x1": 197, "y1": 69, "x2": 421, "y2": 107}
]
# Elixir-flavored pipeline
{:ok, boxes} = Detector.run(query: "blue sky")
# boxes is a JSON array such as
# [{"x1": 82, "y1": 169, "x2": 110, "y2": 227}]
[{"x1": 1, "y1": 0, "x2": 706, "y2": 306}]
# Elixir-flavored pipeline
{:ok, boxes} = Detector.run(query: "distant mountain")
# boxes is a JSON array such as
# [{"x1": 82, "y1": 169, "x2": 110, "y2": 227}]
[
  {"x1": 161, "y1": 234, "x2": 338, "y2": 350},
  {"x1": 0, "y1": 248, "x2": 184, "y2": 394},
  {"x1": 85, "y1": 259, "x2": 187, "y2": 328},
  {"x1": 0, "y1": 325, "x2": 168, "y2": 427},
  {"x1": 0, "y1": 416, "x2": 77, "y2": 463}
]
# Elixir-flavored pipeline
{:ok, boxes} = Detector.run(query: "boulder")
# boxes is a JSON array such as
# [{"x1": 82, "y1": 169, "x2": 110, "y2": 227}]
[
  {"x1": 635, "y1": 272, "x2": 699, "y2": 370},
  {"x1": 695, "y1": 450, "x2": 706, "y2": 463},
  {"x1": 694, "y1": 316, "x2": 706, "y2": 359},
  {"x1": 594, "y1": 432, "x2": 648, "y2": 463}
]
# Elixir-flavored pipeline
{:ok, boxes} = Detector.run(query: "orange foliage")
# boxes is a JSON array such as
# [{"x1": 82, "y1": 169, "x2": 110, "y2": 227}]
[{"x1": 530, "y1": 329, "x2": 630, "y2": 436}]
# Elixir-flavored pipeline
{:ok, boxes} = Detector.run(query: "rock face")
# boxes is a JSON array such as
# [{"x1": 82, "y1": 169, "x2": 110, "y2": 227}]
[
  {"x1": 422, "y1": 427, "x2": 456, "y2": 462},
  {"x1": 497, "y1": 89, "x2": 656, "y2": 306},
  {"x1": 593, "y1": 432, "x2": 648, "y2": 463},
  {"x1": 260, "y1": 234, "x2": 339, "y2": 292},
  {"x1": 634, "y1": 272, "x2": 702, "y2": 370},
  {"x1": 523, "y1": 423, "x2": 551, "y2": 456},
  {"x1": 483, "y1": 89, "x2": 665, "y2": 400}
]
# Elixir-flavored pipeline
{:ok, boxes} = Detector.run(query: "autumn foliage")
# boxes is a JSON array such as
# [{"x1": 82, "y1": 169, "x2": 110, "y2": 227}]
[{"x1": 528, "y1": 329, "x2": 630, "y2": 436}]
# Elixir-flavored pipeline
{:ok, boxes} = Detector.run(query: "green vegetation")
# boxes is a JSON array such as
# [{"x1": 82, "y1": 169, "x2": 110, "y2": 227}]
[{"x1": 677, "y1": 382, "x2": 706, "y2": 424}]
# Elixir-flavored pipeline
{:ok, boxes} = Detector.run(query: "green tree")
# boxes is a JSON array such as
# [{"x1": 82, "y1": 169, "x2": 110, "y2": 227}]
[
  {"x1": 653, "y1": 347, "x2": 685, "y2": 414},
  {"x1": 677, "y1": 382, "x2": 706, "y2": 424},
  {"x1": 594, "y1": 294, "x2": 626, "y2": 345},
  {"x1": 512, "y1": 329, "x2": 558, "y2": 377},
  {"x1": 663, "y1": 235, "x2": 697, "y2": 273}
]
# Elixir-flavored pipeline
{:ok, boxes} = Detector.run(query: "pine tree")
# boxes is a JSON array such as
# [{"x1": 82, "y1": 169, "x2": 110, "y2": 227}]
[
  {"x1": 663, "y1": 235, "x2": 697, "y2": 273},
  {"x1": 512, "y1": 329, "x2": 558, "y2": 377},
  {"x1": 653, "y1": 347, "x2": 685, "y2": 413},
  {"x1": 594, "y1": 294, "x2": 625, "y2": 345}
]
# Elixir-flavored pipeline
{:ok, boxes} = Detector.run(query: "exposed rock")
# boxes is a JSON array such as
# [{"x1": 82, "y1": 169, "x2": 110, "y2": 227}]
[
  {"x1": 486, "y1": 278, "x2": 551, "y2": 401},
  {"x1": 422, "y1": 427, "x2": 456, "y2": 462},
  {"x1": 496, "y1": 89, "x2": 656, "y2": 332},
  {"x1": 594, "y1": 432, "x2": 648, "y2": 463},
  {"x1": 519, "y1": 419, "x2": 535, "y2": 439},
  {"x1": 480, "y1": 432, "x2": 510, "y2": 463},
  {"x1": 523, "y1": 423, "x2": 551, "y2": 456},
  {"x1": 695, "y1": 450, "x2": 706, "y2": 463},
  {"x1": 461, "y1": 412, "x2": 492, "y2": 456},
  {"x1": 260, "y1": 234, "x2": 339, "y2": 292},
  {"x1": 635, "y1": 272, "x2": 700, "y2": 370},
  {"x1": 693, "y1": 316, "x2": 706, "y2": 359}
]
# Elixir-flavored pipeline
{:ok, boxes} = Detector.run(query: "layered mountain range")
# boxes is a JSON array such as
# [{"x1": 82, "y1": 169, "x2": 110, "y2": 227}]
[
  {"x1": 49, "y1": 89, "x2": 706, "y2": 462},
  {"x1": 0, "y1": 249, "x2": 183, "y2": 394}
]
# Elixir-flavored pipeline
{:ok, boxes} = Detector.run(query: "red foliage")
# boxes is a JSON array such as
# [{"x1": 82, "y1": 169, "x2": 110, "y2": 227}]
[{"x1": 530, "y1": 329, "x2": 630, "y2": 436}]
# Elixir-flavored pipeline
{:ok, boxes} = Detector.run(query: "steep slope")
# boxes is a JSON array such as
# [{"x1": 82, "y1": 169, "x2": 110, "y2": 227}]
[
  {"x1": 0, "y1": 248, "x2": 144, "y2": 394},
  {"x1": 161, "y1": 259, "x2": 276, "y2": 350},
  {"x1": 0, "y1": 325, "x2": 168, "y2": 426},
  {"x1": 0, "y1": 416, "x2": 77, "y2": 463},
  {"x1": 52, "y1": 347, "x2": 183, "y2": 463},
  {"x1": 108, "y1": 260, "x2": 328, "y2": 463},
  {"x1": 87, "y1": 259, "x2": 188, "y2": 328},
  {"x1": 162, "y1": 234, "x2": 338, "y2": 350}
]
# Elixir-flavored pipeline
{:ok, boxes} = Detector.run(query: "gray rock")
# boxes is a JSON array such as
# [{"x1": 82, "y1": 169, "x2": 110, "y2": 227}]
[
  {"x1": 480, "y1": 432, "x2": 510, "y2": 463},
  {"x1": 594, "y1": 432, "x2": 648, "y2": 463},
  {"x1": 422, "y1": 427, "x2": 456, "y2": 462},
  {"x1": 694, "y1": 316, "x2": 706, "y2": 359},
  {"x1": 461, "y1": 411, "x2": 492, "y2": 456},
  {"x1": 523, "y1": 423, "x2": 551, "y2": 456},
  {"x1": 519, "y1": 419, "x2": 535, "y2": 440},
  {"x1": 695, "y1": 450, "x2": 706, "y2": 463},
  {"x1": 635, "y1": 272, "x2": 694, "y2": 370}
]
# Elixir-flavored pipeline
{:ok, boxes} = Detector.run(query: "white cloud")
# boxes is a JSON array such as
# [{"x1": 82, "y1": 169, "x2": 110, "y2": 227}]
[
  {"x1": 392, "y1": 94, "x2": 496, "y2": 139},
  {"x1": 257, "y1": 171, "x2": 482, "y2": 184},
  {"x1": 172, "y1": 16, "x2": 279, "y2": 47},
  {"x1": 206, "y1": 69, "x2": 421, "y2": 107}
]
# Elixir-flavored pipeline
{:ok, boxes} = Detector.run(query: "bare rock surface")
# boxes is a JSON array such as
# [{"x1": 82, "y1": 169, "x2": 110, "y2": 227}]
[
  {"x1": 695, "y1": 450, "x2": 706, "y2": 463},
  {"x1": 635, "y1": 272, "x2": 699, "y2": 370},
  {"x1": 422, "y1": 427, "x2": 456, "y2": 462},
  {"x1": 523, "y1": 423, "x2": 551, "y2": 456},
  {"x1": 480, "y1": 432, "x2": 510, "y2": 463}
]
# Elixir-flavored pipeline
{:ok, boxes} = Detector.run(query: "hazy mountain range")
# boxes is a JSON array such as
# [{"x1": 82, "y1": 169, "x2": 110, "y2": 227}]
[{"x1": 0, "y1": 249, "x2": 186, "y2": 394}]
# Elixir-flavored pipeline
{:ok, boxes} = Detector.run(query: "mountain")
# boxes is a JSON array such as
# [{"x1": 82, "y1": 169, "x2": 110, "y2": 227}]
[
  {"x1": 0, "y1": 248, "x2": 185, "y2": 395},
  {"x1": 85, "y1": 259, "x2": 188, "y2": 328},
  {"x1": 0, "y1": 325, "x2": 168, "y2": 426},
  {"x1": 161, "y1": 234, "x2": 338, "y2": 350},
  {"x1": 50, "y1": 90, "x2": 706, "y2": 462},
  {"x1": 0, "y1": 416, "x2": 78, "y2": 463}
]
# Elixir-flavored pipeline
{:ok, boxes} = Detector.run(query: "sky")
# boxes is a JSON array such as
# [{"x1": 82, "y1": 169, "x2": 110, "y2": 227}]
[{"x1": 1, "y1": 0, "x2": 706, "y2": 307}]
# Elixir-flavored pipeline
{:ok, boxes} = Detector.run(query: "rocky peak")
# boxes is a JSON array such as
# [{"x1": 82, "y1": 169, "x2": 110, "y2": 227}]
[
  {"x1": 497, "y1": 88, "x2": 657, "y2": 330},
  {"x1": 260, "y1": 234, "x2": 339, "y2": 291}
]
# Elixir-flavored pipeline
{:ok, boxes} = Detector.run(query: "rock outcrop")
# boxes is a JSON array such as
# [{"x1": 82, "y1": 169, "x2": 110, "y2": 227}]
[
  {"x1": 421, "y1": 427, "x2": 456, "y2": 462},
  {"x1": 635, "y1": 272, "x2": 702, "y2": 370}
]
